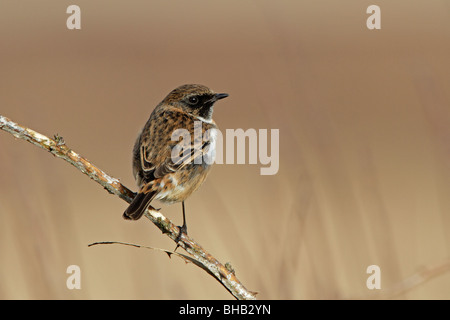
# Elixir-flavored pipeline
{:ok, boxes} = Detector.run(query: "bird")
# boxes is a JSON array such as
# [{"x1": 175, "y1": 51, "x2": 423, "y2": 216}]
[{"x1": 123, "y1": 84, "x2": 228, "y2": 240}]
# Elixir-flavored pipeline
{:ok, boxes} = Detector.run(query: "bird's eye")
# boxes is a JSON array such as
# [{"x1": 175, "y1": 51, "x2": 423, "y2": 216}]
[{"x1": 188, "y1": 96, "x2": 199, "y2": 105}]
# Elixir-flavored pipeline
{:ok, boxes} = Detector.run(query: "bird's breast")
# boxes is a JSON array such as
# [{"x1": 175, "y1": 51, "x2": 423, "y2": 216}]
[{"x1": 202, "y1": 127, "x2": 218, "y2": 167}]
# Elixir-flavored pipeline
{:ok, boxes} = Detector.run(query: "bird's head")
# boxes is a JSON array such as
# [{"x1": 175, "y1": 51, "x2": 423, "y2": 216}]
[{"x1": 162, "y1": 84, "x2": 228, "y2": 122}]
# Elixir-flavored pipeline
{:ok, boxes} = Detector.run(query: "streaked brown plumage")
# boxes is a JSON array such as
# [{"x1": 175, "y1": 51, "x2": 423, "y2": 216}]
[{"x1": 123, "y1": 84, "x2": 228, "y2": 228}]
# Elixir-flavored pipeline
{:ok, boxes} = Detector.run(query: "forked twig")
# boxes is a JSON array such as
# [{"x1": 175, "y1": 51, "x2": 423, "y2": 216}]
[
  {"x1": 88, "y1": 241, "x2": 224, "y2": 286},
  {"x1": 362, "y1": 258, "x2": 450, "y2": 299},
  {"x1": 0, "y1": 115, "x2": 256, "y2": 300}
]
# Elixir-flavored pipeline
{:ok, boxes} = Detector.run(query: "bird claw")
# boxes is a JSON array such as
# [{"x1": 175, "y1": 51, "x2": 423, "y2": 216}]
[{"x1": 174, "y1": 224, "x2": 188, "y2": 252}]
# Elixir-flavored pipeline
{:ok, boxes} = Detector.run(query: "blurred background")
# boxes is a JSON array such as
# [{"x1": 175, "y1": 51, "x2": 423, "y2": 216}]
[{"x1": 1, "y1": 0, "x2": 450, "y2": 299}]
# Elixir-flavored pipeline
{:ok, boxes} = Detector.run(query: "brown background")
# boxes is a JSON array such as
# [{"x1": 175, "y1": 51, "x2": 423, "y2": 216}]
[{"x1": 1, "y1": 0, "x2": 450, "y2": 299}]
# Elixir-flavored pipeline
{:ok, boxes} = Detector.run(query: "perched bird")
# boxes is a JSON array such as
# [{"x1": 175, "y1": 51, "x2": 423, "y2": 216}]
[{"x1": 123, "y1": 84, "x2": 228, "y2": 238}]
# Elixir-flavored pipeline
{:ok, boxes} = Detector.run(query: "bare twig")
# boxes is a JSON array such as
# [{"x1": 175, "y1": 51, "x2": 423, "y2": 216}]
[
  {"x1": 0, "y1": 115, "x2": 257, "y2": 300},
  {"x1": 88, "y1": 241, "x2": 226, "y2": 287}
]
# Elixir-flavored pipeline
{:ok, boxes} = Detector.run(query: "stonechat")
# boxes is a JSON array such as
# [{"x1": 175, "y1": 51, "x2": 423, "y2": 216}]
[{"x1": 123, "y1": 84, "x2": 228, "y2": 236}]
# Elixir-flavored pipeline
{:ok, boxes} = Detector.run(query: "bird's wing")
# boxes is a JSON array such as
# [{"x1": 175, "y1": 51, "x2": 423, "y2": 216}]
[
  {"x1": 124, "y1": 135, "x2": 210, "y2": 221},
  {"x1": 142, "y1": 138, "x2": 210, "y2": 180},
  {"x1": 139, "y1": 108, "x2": 214, "y2": 181}
]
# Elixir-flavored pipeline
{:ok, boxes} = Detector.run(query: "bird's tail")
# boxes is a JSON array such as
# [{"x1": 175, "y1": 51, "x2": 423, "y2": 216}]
[{"x1": 123, "y1": 187, "x2": 157, "y2": 220}]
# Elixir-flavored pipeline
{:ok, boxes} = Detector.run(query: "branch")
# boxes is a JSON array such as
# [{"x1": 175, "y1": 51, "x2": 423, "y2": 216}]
[
  {"x1": 88, "y1": 241, "x2": 228, "y2": 288},
  {"x1": 0, "y1": 115, "x2": 257, "y2": 300}
]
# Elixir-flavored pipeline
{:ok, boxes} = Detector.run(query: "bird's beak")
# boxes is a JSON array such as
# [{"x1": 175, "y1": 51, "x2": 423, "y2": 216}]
[{"x1": 214, "y1": 93, "x2": 229, "y2": 101}]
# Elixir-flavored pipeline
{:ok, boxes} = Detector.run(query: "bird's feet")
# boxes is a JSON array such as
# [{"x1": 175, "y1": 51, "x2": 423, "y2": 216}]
[{"x1": 174, "y1": 223, "x2": 188, "y2": 252}]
